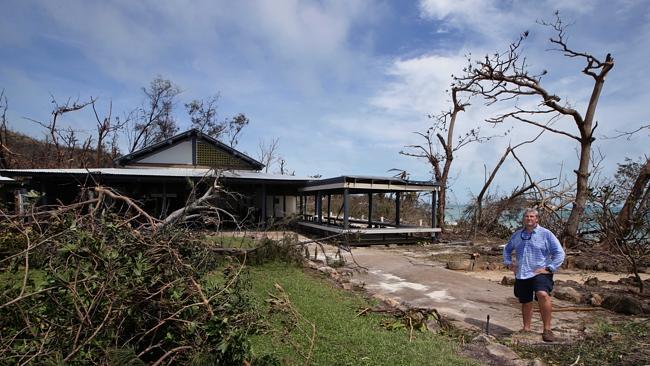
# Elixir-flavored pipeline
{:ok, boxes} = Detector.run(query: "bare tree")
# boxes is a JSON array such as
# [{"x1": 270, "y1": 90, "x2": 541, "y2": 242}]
[
  {"x1": 186, "y1": 95, "x2": 223, "y2": 136},
  {"x1": 225, "y1": 113, "x2": 249, "y2": 148},
  {"x1": 91, "y1": 100, "x2": 127, "y2": 167},
  {"x1": 401, "y1": 87, "x2": 486, "y2": 227},
  {"x1": 592, "y1": 157, "x2": 650, "y2": 292},
  {"x1": 129, "y1": 77, "x2": 181, "y2": 152},
  {"x1": 455, "y1": 12, "x2": 614, "y2": 247},
  {"x1": 278, "y1": 158, "x2": 294, "y2": 176},
  {"x1": 258, "y1": 137, "x2": 280, "y2": 173},
  {"x1": 0, "y1": 89, "x2": 12, "y2": 168},
  {"x1": 24, "y1": 96, "x2": 95, "y2": 168},
  {"x1": 469, "y1": 131, "x2": 546, "y2": 236},
  {"x1": 185, "y1": 95, "x2": 250, "y2": 148}
]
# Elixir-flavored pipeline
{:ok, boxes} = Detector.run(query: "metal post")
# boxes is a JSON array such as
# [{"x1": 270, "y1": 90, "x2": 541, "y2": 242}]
[
  {"x1": 343, "y1": 188, "x2": 349, "y2": 229},
  {"x1": 272, "y1": 194, "x2": 276, "y2": 219},
  {"x1": 367, "y1": 193, "x2": 373, "y2": 228},
  {"x1": 317, "y1": 191, "x2": 322, "y2": 224},
  {"x1": 395, "y1": 192, "x2": 401, "y2": 226},
  {"x1": 261, "y1": 184, "x2": 267, "y2": 226},
  {"x1": 161, "y1": 182, "x2": 168, "y2": 217},
  {"x1": 431, "y1": 190, "x2": 437, "y2": 228},
  {"x1": 327, "y1": 194, "x2": 331, "y2": 224}
]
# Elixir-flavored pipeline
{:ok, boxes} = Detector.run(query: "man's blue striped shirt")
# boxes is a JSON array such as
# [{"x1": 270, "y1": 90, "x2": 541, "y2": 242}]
[{"x1": 503, "y1": 225, "x2": 565, "y2": 280}]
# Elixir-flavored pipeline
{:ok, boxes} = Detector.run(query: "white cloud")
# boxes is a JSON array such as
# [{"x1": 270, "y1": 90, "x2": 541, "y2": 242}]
[{"x1": 370, "y1": 54, "x2": 467, "y2": 115}]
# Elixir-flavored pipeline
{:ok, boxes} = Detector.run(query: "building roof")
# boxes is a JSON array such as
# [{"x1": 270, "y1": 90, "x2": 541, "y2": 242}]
[
  {"x1": 0, "y1": 169, "x2": 437, "y2": 191},
  {"x1": 0, "y1": 167, "x2": 310, "y2": 182},
  {"x1": 0, "y1": 175, "x2": 14, "y2": 182},
  {"x1": 300, "y1": 175, "x2": 439, "y2": 193},
  {"x1": 114, "y1": 129, "x2": 264, "y2": 170}
]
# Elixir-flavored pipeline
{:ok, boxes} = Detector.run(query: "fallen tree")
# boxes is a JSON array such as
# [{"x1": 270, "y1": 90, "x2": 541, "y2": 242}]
[{"x1": 0, "y1": 186, "x2": 278, "y2": 365}]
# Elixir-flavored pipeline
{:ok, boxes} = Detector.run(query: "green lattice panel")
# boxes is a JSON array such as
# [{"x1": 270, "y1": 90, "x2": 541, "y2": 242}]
[{"x1": 196, "y1": 142, "x2": 251, "y2": 169}]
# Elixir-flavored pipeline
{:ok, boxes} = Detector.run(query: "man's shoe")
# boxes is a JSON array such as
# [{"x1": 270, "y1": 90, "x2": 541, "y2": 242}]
[{"x1": 542, "y1": 329, "x2": 555, "y2": 342}]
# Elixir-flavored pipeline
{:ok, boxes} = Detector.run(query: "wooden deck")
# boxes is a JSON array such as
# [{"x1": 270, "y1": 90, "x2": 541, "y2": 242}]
[{"x1": 297, "y1": 221, "x2": 441, "y2": 234}]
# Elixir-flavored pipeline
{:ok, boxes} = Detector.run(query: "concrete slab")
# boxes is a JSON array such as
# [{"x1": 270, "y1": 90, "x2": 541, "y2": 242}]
[{"x1": 328, "y1": 245, "x2": 608, "y2": 341}]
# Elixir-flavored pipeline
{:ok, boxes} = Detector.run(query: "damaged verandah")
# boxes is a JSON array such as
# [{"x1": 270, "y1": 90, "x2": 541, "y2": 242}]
[{"x1": 296, "y1": 175, "x2": 440, "y2": 245}]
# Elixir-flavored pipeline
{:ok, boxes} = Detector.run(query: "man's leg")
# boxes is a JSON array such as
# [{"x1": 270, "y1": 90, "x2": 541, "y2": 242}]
[
  {"x1": 521, "y1": 301, "x2": 533, "y2": 331},
  {"x1": 536, "y1": 291, "x2": 552, "y2": 330}
]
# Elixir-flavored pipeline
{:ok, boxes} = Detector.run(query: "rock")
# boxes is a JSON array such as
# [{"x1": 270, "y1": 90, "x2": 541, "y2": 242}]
[
  {"x1": 447, "y1": 259, "x2": 472, "y2": 270},
  {"x1": 602, "y1": 263, "x2": 617, "y2": 272},
  {"x1": 584, "y1": 277, "x2": 599, "y2": 287},
  {"x1": 564, "y1": 256, "x2": 575, "y2": 269},
  {"x1": 341, "y1": 282, "x2": 353, "y2": 290},
  {"x1": 472, "y1": 334, "x2": 496, "y2": 344},
  {"x1": 642, "y1": 303, "x2": 650, "y2": 314},
  {"x1": 317, "y1": 266, "x2": 340, "y2": 281},
  {"x1": 501, "y1": 276, "x2": 516, "y2": 286},
  {"x1": 426, "y1": 319, "x2": 441, "y2": 333},
  {"x1": 485, "y1": 343, "x2": 523, "y2": 364},
  {"x1": 564, "y1": 280, "x2": 581, "y2": 287},
  {"x1": 574, "y1": 258, "x2": 587, "y2": 269},
  {"x1": 306, "y1": 261, "x2": 320, "y2": 269},
  {"x1": 554, "y1": 286, "x2": 583, "y2": 303},
  {"x1": 532, "y1": 359, "x2": 546, "y2": 366},
  {"x1": 488, "y1": 262, "x2": 502, "y2": 271},
  {"x1": 372, "y1": 293, "x2": 400, "y2": 308},
  {"x1": 595, "y1": 262, "x2": 604, "y2": 271},
  {"x1": 588, "y1": 293, "x2": 604, "y2": 307},
  {"x1": 601, "y1": 294, "x2": 643, "y2": 315}
]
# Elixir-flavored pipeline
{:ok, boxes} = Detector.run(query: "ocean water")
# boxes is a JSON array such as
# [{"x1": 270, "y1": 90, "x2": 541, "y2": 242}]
[{"x1": 444, "y1": 204, "x2": 467, "y2": 224}]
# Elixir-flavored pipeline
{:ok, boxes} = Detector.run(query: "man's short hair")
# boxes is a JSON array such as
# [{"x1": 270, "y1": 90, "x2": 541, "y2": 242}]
[{"x1": 523, "y1": 208, "x2": 538, "y2": 217}]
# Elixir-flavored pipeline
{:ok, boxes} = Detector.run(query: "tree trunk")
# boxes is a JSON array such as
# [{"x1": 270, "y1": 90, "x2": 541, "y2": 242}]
[
  {"x1": 562, "y1": 139, "x2": 592, "y2": 248},
  {"x1": 437, "y1": 184, "x2": 446, "y2": 228},
  {"x1": 616, "y1": 158, "x2": 650, "y2": 234}
]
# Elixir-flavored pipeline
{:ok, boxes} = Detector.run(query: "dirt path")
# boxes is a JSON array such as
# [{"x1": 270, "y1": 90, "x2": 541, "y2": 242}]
[{"x1": 329, "y1": 245, "x2": 610, "y2": 341}]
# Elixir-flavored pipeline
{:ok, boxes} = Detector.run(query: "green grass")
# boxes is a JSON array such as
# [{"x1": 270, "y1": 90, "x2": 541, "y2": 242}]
[
  {"x1": 204, "y1": 234, "x2": 258, "y2": 248},
  {"x1": 247, "y1": 263, "x2": 478, "y2": 366}
]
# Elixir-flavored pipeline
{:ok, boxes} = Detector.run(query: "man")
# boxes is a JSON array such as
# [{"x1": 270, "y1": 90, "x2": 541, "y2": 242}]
[{"x1": 503, "y1": 208, "x2": 565, "y2": 342}]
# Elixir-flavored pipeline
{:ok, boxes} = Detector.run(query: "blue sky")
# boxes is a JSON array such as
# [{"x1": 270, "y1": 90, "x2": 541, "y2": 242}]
[{"x1": 1, "y1": 0, "x2": 648, "y2": 203}]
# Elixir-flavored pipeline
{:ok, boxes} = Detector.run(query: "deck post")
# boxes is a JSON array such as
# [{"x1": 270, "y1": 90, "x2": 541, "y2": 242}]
[
  {"x1": 317, "y1": 191, "x2": 322, "y2": 224},
  {"x1": 299, "y1": 194, "x2": 303, "y2": 219},
  {"x1": 395, "y1": 192, "x2": 401, "y2": 226},
  {"x1": 161, "y1": 182, "x2": 168, "y2": 217},
  {"x1": 343, "y1": 188, "x2": 349, "y2": 229},
  {"x1": 261, "y1": 184, "x2": 267, "y2": 226},
  {"x1": 272, "y1": 193, "x2": 276, "y2": 219},
  {"x1": 367, "y1": 193, "x2": 373, "y2": 228},
  {"x1": 327, "y1": 194, "x2": 331, "y2": 224},
  {"x1": 431, "y1": 190, "x2": 438, "y2": 242}
]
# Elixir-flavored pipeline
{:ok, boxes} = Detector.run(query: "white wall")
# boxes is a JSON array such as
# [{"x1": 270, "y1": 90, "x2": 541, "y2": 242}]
[
  {"x1": 137, "y1": 140, "x2": 193, "y2": 165},
  {"x1": 266, "y1": 195, "x2": 297, "y2": 218}
]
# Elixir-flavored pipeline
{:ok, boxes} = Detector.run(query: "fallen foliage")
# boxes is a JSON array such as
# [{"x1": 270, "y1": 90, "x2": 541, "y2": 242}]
[{"x1": 0, "y1": 194, "x2": 278, "y2": 365}]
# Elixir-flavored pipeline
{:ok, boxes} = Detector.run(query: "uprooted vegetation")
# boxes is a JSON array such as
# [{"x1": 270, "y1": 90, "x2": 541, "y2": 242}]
[{"x1": 0, "y1": 201, "x2": 270, "y2": 364}]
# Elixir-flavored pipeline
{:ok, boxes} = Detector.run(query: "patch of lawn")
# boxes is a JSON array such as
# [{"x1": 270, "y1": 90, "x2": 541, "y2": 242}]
[
  {"x1": 204, "y1": 234, "x2": 258, "y2": 248},
  {"x1": 247, "y1": 263, "x2": 478, "y2": 366}
]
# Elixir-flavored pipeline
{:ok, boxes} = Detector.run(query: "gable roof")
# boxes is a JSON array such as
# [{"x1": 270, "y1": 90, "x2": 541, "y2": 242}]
[{"x1": 115, "y1": 129, "x2": 264, "y2": 170}]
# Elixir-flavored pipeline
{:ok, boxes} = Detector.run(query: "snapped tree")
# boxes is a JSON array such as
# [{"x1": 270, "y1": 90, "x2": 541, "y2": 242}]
[
  {"x1": 401, "y1": 87, "x2": 478, "y2": 227},
  {"x1": 454, "y1": 12, "x2": 614, "y2": 247}
]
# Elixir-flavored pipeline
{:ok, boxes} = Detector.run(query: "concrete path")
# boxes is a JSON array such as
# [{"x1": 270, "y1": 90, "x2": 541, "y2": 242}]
[{"x1": 330, "y1": 246, "x2": 605, "y2": 340}]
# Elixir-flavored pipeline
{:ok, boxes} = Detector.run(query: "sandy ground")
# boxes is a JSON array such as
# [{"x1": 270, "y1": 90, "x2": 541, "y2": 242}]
[{"x1": 458, "y1": 268, "x2": 650, "y2": 283}]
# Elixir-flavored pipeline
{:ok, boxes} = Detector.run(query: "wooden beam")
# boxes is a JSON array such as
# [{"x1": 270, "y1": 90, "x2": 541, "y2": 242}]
[
  {"x1": 343, "y1": 188, "x2": 349, "y2": 229},
  {"x1": 395, "y1": 192, "x2": 401, "y2": 226}
]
